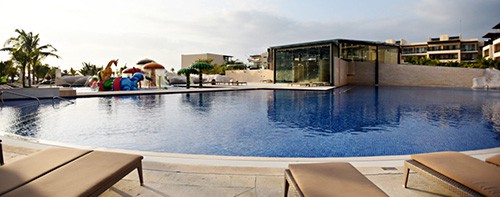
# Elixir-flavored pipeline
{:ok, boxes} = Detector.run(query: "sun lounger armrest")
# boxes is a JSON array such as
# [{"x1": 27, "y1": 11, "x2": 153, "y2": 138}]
[{"x1": 403, "y1": 160, "x2": 484, "y2": 196}]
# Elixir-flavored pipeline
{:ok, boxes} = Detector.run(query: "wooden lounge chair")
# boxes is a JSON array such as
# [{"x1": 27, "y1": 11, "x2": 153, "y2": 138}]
[
  {"x1": 284, "y1": 162, "x2": 388, "y2": 197},
  {"x1": 0, "y1": 140, "x2": 143, "y2": 197},
  {"x1": 403, "y1": 151, "x2": 500, "y2": 197},
  {"x1": 486, "y1": 154, "x2": 500, "y2": 166}
]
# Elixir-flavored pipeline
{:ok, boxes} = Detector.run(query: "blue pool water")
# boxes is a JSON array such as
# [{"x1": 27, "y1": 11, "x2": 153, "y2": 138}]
[{"x1": 1, "y1": 86, "x2": 499, "y2": 157}]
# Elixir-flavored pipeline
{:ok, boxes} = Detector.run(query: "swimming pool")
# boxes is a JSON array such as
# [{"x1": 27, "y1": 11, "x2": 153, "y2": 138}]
[{"x1": 1, "y1": 86, "x2": 499, "y2": 157}]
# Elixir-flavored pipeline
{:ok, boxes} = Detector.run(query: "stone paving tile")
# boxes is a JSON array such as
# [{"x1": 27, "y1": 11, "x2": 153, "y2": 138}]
[
  {"x1": 255, "y1": 175, "x2": 283, "y2": 197},
  {"x1": 102, "y1": 180, "x2": 254, "y2": 197},
  {"x1": 366, "y1": 173, "x2": 455, "y2": 197},
  {"x1": 1, "y1": 143, "x2": 479, "y2": 197}
]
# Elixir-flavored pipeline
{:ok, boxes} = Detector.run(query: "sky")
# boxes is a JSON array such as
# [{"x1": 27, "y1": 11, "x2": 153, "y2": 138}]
[{"x1": 1, "y1": 0, "x2": 499, "y2": 71}]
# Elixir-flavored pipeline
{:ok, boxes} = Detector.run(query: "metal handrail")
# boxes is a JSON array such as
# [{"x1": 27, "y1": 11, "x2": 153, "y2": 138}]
[
  {"x1": 52, "y1": 96, "x2": 75, "y2": 106},
  {"x1": 0, "y1": 90, "x2": 41, "y2": 105}
]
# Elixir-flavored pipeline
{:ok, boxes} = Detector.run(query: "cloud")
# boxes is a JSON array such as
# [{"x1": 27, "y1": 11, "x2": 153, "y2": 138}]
[{"x1": 2, "y1": 0, "x2": 499, "y2": 70}]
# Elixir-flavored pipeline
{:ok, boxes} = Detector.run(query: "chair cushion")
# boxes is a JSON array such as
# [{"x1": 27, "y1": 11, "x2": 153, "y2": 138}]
[
  {"x1": 0, "y1": 147, "x2": 91, "y2": 195},
  {"x1": 3, "y1": 151, "x2": 143, "y2": 197},
  {"x1": 485, "y1": 154, "x2": 500, "y2": 166},
  {"x1": 412, "y1": 151, "x2": 500, "y2": 197},
  {"x1": 289, "y1": 162, "x2": 387, "y2": 197}
]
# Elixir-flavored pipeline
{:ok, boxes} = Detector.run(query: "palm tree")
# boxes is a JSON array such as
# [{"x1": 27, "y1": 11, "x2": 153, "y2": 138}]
[
  {"x1": 69, "y1": 67, "x2": 77, "y2": 76},
  {"x1": 191, "y1": 62, "x2": 213, "y2": 87},
  {"x1": 177, "y1": 68, "x2": 198, "y2": 89},
  {"x1": 1, "y1": 29, "x2": 59, "y2": 87},
  {"x1": 79, "y1": 62, "x2": 101, "y2": 76},
  {"x1": 0, "y1": 60, "x2": 13, "y2": 77},
  {"x1": 32, "y1": 63, "x2": 51, "y2": 83}
]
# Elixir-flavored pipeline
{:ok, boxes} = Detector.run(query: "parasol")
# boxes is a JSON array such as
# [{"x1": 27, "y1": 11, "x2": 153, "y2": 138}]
[
  {"x1": 137, "y1": 58, "x2": 155, "y2": 65},
  {"x1": 122, "y1": 67, "x2": 143, "y2": 74},
  {"x1": 143, "y1": 62, "x2": 165, "y2": 89}
]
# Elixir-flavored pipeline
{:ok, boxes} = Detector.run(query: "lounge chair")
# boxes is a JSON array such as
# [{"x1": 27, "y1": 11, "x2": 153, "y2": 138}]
[
  {"x1": 284, "y1": 162, "x2": 388, "y2": 197},
  {"x1": 486, "y1": 154, "x2": 500, "y2": 166},
  {"x1": 0, "y1": 140, "x2": 143, "y2": 196},
  {"x1": 403, "y1": 151, "x2": 500, "y2": 197}
]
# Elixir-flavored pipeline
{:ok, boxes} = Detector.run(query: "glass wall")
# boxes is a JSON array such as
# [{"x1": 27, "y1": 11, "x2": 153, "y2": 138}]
[
  {"x1": 275, "y1": 45, "x2": 331, "y2": 83},
  {"x1": 340, "y1": 43, "x2": 377, "y2": 62},
  {"x1": 378, "y1": 46, "x2": 399, "y2": 64}
]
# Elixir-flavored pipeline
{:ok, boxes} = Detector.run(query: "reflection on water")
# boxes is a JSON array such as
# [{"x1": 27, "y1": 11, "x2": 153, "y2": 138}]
[
  {"x1": 268, "y1": 86, "x2": 500, "y2": 136},
  {"x1": 0, "y1": 86, "x2": 499, "y2": 157},
  {"x1": 181, "y1": 93, "x2": 214, "y2": 114}
]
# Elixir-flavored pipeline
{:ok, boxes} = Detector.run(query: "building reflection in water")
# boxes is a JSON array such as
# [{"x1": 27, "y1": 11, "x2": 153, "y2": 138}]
[{"x1": 267, "y1": 86, "x2": 500, "y2": 137}]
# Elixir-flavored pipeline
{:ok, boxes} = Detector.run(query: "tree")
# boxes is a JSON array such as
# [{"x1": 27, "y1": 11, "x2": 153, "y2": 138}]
[
  {"x1": 6, "y1": 65, "x2": 18, "y2": 82},
  {"x1": 33, "y1": 63, "x2": 51, "y2": 83},
  {"x1": 0, "y1": 60, "x2": 13, "y2": 77},
  {"x1": 207, "y1": 64, "x2": 226, "y2": 75},
  {"x1": 79, "y1": 62, "x2": 102, "y2": 76},
  {"x1": 191, "y1": 61, "x2": 213, "y2": 87},
  {"x1": 118, "y1": 64, "x2": 127, "y2": 76},
  {"x1": 177, "y1": 68, "x2": 198, "y2": 89},
  {"x1": 69, "y1": 67, "x2": 77, "y2": 76},
  {"x1": 1, "y1": 29, "x2": 59, "y2": 87}
]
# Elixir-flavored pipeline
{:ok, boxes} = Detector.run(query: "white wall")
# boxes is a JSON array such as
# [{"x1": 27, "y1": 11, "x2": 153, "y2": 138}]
[
  {"x1": 379, "y1": 63, "x2": 484, "y2": 88},
  {"x1": 225, "y1": 70, "x2": 273, "y2": 82}
]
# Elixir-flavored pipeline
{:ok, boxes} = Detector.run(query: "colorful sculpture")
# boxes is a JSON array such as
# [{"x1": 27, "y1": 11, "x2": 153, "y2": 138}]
[
  {"x1": 98, "y1": 59, "x2": 118, "y2": 81},
  {"x1": 97, "y1": 60, "x2": 144, "y2": 91}
]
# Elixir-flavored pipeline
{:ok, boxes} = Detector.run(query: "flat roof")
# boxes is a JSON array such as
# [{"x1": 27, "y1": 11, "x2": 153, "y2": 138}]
[
  {"x1": 493, "y1": 22, "x2": 500, "y2": 29},
  {"x1": 483, "y1": 32, "x2": 500, "y2": 39},
  {"x1": 269, "y1": 38, "x2": 398, "y2": 49},
  {"x1": 182, "y1": 53, "x2": 233, "y2": 58}
]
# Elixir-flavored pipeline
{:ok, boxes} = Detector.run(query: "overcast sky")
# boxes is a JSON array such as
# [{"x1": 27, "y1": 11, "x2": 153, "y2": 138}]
[{"x1": 1, "y1": 0, "x2": 499, "y2": 71}]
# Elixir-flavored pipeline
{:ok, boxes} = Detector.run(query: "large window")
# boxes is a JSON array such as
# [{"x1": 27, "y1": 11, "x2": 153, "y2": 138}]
[
  {"x1": 378, "y1": 46, "x2": 399, "y2": 64},
  {"x1": 275, "y1": 45, "x2": 331, "y2": 83},
  {"x1": 340, "y1": 43, "x2": 376, "y2": 62}
]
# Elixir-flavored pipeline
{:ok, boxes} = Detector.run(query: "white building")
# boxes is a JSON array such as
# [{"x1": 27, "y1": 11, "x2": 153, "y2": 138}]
[
  {"x1": 482, "y1": 22, "x2": 500, "y2": 61},
  {"x1": 396, "y1": 34, "x2": 482, "y2": 63}
]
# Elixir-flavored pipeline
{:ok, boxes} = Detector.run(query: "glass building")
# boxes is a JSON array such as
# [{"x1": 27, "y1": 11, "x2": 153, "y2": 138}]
[{"x1": 268, "y1": 39, "x2": 400, "y2": 85}]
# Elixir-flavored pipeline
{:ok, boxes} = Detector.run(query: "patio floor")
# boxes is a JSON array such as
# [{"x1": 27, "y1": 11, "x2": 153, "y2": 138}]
[{"x1": 4, "y1": 142, "x2": 493, "y2": 197}]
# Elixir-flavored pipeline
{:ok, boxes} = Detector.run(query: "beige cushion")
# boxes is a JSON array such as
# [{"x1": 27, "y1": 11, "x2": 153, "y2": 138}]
[
  {"x1": 412, "y1": 151, "x2": 500, "y2": 197},
  {"x1": 289, "y1": 162, "x2": 387, "y2": 197},
  {"x1": 4, "y1": 151, "x2": 143, "y2": 197},
  {"x1": 485, "y1": 154, "x2": 500, "y2": 166},
  {"x1": 0, "y1": 147, "x2": 91, "y2": 195}
]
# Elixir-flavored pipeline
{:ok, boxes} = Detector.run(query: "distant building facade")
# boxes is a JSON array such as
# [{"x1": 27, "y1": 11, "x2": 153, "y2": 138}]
[
  {"x1": 247, "y1": 52, "x2": 269, "y2": 69},
  {"x1": 181, "y1": 53, "x2": 233, "y2": 68},
  {"x1": 392, "y1": 34, "x2": 482, "y2": 63},
  {"x1": 482, "y1": 22, "x2": 500, "y2": 61}
]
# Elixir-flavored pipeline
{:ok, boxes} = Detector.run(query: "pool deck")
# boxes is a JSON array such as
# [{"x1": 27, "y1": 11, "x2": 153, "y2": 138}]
[
  {"x1": 2, "y1": 135, "x2": 499, "y2": 197},
  {"x1": 2, "y1": 83, "x2": 500, "y2": 196}
]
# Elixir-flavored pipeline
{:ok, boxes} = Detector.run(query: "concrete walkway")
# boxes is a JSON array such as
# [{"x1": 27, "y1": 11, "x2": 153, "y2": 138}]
[{"x1": 2, "y1": 137, "x2": 499, "y2": 197}]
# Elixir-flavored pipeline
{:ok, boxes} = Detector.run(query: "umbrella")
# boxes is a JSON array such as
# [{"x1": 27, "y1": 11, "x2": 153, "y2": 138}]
[
  {"x1": 137, "y1": 58, "x2": 155, "y2": 65},
  {"x1": 122, "y1": 67, "x2": 143, "y2": 74},
  {"x1": 143, "y1": 62, "x2": 165, "y2": 70},
  {"x1": 143, "y1": 62, "x2": 165, "y2": 89},
  {"x1": 177, "y1": 68, "x2": 198, "y2": 89}
]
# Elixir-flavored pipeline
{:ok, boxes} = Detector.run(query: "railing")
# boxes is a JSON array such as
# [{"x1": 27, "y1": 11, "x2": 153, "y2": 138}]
[
  {"x1": 0, "y1": 90, "x2": 41, "y2": 106},
  {"x1": 52, "y1": 96, "x2": 75, "y2": 106}
]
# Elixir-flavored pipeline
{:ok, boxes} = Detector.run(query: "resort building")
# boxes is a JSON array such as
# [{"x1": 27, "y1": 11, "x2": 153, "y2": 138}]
[
  {"x1": 482, "y1": 22, "x2": 500, "y2": 61},
  {"x1": 397, "y1": 34, "x2": 482, "y2": 63},
  {"x1": 247, "y1": 52, "x2": 269, "y2": 69},
  {"x1": 181, "y1": 53, "x2": 233, "y2": 68},
  {"x1": 268, "y1": 39, "x2": 400, "y2": 86}
]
